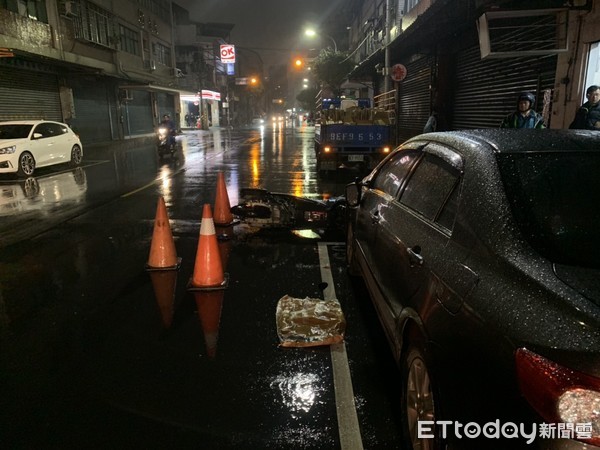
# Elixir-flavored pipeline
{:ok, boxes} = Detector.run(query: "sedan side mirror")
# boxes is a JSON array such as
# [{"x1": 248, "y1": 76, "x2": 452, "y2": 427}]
[
  {"x1": 345, "y1": 181, "x2": 362, "y2": 207},
  {"x1": 33, "y1": 133, "x2": 43, "y2": 139}
]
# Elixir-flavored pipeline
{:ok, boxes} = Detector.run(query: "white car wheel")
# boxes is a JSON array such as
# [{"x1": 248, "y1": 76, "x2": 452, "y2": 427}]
[
  {"x1": 70, "y1": 145, "x2": 83, "y2": 166},
  {"x1": 17, "y1": 152, "x2": 35, "y2": 177}
]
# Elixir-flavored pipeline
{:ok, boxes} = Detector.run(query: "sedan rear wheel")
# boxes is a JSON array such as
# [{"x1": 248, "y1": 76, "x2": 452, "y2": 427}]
[
  {"x1": 401, "y1": 343, "x2": 439, "y2": 450},
  {"x1": 17, "y1": 152, "x2": 35, "y2": 177},
  {"x1": 70, "y1": 145, "x2": 83, "y2": 166}
]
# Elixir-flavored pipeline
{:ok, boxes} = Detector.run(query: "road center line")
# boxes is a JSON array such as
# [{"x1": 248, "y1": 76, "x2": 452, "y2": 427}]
[{"x1": 318, "y1": 242, "x2": 364, "y2": 450}]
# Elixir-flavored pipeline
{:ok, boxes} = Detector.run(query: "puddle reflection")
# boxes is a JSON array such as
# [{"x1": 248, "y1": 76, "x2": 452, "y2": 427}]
[
  {"x1": 149, "y1": 269, "x2": 178, "y2": 329},
  {"x1": 0, "y1": 167, "x2": 87, "y2": 216},
  {"x1": 194, "y1": 290, "x2": 224, "y2": 358},
  {"x1": 270, "y1": 372, "x2": 320, "y2": 418}
]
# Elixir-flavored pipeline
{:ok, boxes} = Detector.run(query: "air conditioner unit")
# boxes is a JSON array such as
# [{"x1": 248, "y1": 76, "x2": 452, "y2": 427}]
[
  {"x1": 60, "y1": 0, "x2": 79, "y2": 17},
  {"x1": 172, "y1": 68, "x2": 185, "y2": 78}
]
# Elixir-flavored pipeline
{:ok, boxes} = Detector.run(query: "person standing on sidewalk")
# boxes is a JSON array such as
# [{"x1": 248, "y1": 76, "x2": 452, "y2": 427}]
[
  {"x1": 569, "y1": 85, "x2": 600, "y2": 130},
  {"x1": 500, "y1": 92, "x2": 545, "y2": 129}
]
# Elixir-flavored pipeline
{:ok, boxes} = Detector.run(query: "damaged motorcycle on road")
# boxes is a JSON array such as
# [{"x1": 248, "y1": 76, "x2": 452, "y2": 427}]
[{"x1": 230, "y1": 188, "x2": 346, "y2": 235}]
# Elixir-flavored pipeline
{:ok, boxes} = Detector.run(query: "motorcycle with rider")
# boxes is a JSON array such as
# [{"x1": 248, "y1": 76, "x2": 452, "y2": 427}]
[{"x1": 157, "y1": 114, "x2": 178, "y2": 158}]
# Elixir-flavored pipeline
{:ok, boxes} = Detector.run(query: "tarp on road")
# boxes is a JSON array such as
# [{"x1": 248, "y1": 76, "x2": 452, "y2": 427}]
[{"x1": 276, "y1": 295, "x2": 346, "y2": 347}]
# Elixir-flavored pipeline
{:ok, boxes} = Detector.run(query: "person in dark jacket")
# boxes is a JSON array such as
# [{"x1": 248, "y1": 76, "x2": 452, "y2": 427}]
[
  {"x1": 569, "y1": 85, "x2": 600, "y2": 130},
  {"x1": 160, "y1": 114, "x2": 177, "y2": 147},
  {"x1": 500, "y1": 92, "x2": 545, "y2": 129}
]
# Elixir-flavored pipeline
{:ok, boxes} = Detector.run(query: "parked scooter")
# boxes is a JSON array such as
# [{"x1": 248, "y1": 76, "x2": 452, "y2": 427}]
[
  {"x1": 156, "y1": 126, "x2": 177, "y2": 159},
  {"x1": 230, "y1": 188, "x2": 346, "y2": 233}
]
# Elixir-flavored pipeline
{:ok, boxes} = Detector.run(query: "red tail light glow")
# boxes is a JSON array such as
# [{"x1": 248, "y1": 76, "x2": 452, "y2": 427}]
[{"x1": 515, "y1": 348, "x2": 600, "y2": 446}]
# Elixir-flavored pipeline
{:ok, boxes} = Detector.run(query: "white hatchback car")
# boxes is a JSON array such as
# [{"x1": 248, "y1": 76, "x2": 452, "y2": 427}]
[{"x1": 0, "y1": 120, "x2": 83, "y2": 177}]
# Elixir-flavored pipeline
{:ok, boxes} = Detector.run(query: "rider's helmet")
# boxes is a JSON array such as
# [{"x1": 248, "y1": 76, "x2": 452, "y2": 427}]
[{"x1": 517, "y1": 92, "x2": 536, "y2": 107}]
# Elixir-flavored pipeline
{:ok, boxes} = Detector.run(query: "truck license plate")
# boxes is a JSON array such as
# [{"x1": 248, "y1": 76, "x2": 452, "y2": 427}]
[{"x1": 348, "y1": 155, "x2": 364, "y2": 162}]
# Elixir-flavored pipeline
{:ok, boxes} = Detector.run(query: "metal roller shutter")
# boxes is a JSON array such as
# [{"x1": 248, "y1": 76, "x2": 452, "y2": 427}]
[
  {"x1": 0, "y1": 67, "x2": 62, "y2": 121},
  {"x1": 69, "y1": 76, "x2": 114, "y2": 144},
  {"x1": 452, "y1": 34, "x2": 557, "y2": 129},
  {"x1": 124, "y1": 90, "x2": 154, "y2": 136},
  {"x1": 396, "y1": 55, "x2": 433, "y2": 142}
]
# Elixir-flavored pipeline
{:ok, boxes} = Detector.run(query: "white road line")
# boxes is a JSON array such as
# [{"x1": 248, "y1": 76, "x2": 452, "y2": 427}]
[
  {"x1": 318, "y1": 242, "x2": 364, "y2": 450},
  {"x1": 120, "y1": 167, "x2": 187, "y2": 198}
]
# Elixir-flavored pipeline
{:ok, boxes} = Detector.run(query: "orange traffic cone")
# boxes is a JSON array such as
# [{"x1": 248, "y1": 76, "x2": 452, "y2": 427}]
[
  {"x1": 189, "y1": 204, "x2": 227, "y2": 289},
  {"x1": 213, "y1": 172, "x2": 234, "y2": 227},
  {"x1": 147, "y1": 197, "x2": 178, "y2": 269},
  {"x1": 146, "y1": 197, "x2": 181, "y2": 330},
  {"x1": 188, "y1": 204, "x2": 229, "y2": 357}
]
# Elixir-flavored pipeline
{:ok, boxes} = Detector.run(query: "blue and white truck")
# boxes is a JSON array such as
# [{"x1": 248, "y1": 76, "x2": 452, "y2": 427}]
[{"x1": 314, "y1": 97, "x2": 395, "y2": 175}]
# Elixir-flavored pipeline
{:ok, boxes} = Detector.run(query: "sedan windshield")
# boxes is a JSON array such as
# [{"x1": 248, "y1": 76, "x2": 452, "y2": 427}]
[
  {"x1": 497, "y1": 152, "x2": 600, "y2": 268},
  {"x1": 0, "y1": 124, "x2": 33, "y2": 139}
]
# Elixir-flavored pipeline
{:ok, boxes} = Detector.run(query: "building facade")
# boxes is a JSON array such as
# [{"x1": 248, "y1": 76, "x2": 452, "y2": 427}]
[
  {"x1": 172, "y1": 9, "x2": 232, "y2": 129},
  {"x1": 346, "y1": 0, "x2": 599, "y2": 142},
  {"x1": 0, "y1": 0, "x2": 195, "y2": 144}
]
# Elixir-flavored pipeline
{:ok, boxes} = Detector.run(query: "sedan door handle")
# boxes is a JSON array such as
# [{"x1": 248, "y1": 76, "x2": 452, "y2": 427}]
[
  {"x1": 407, "y1": 246, "x2": 424, "y2": 266},
  {"x1": 370, "y1": 210, "x2": 380, "y2": 224}
]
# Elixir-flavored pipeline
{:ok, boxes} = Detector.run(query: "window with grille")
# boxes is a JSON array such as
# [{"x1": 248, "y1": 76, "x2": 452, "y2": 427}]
[
  {"x1": 153, "y1": 42, "x2": 171, "y2": 66},
  {"x1": 73, "y1": 1, "x2": 114, "y2": 48},
  {"x1": 1, "y1": 0, "x2": 48, "y2": 22},
  {"x1": 119, "y1": 24, "x2": 140, "y2": 56},
  {"x1": 478, "y1": 9, "x2": 568, "y2": 58},
  {"x1": 136, "y1": 0, "x2": 170, "y2": 22}
]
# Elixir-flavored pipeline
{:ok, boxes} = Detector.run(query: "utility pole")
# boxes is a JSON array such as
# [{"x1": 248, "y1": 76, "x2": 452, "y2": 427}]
[{"x1": 384, "y1": 0, "x2": 393, "y2": 93}]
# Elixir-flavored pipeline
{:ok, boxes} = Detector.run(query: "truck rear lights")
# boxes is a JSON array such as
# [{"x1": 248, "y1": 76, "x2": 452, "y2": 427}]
[{"x1": 515, "y1": 347, "x2": 600, "y2": 446}]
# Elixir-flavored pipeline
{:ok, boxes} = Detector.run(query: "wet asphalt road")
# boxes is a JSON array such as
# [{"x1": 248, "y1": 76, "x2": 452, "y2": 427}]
[{"x1": 0, "y1": 124, "x2": 403, "y2": 449}]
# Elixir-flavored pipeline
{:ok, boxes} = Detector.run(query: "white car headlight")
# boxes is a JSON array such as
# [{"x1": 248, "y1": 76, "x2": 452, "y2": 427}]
[{"x1": 0, "y1": 145, "x2": 16, "y2": 154}]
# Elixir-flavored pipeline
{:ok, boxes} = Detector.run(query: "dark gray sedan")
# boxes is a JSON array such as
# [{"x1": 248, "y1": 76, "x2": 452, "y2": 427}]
[{"x1": 345, "y1": 129, "x2": 600, "y2": 450}]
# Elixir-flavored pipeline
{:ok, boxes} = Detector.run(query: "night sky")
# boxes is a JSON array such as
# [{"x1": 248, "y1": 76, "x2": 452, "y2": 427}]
[{"x1": 175, "y1": 0, "x2": 346, "y2": 67}]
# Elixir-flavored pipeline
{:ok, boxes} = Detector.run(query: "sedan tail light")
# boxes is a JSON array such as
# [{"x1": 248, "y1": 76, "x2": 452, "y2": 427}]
[{"x1": 516, "y1": 348, "x2": 600, "y2": 446}]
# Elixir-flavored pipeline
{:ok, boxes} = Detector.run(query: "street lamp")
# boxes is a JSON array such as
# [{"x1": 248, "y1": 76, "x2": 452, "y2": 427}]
[{"x1": 304, "y1": 28, "x2": 338, "y2": 52}]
